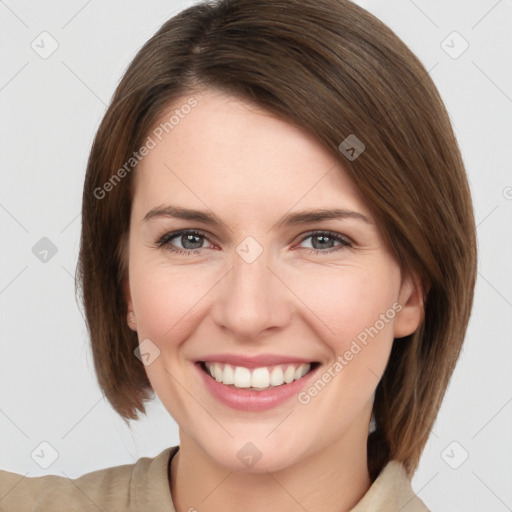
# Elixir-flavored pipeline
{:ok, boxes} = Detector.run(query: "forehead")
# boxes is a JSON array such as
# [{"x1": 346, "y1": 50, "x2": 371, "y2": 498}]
[{"x1": 133, "y1": 89, "x2": 369, "y2": 219}]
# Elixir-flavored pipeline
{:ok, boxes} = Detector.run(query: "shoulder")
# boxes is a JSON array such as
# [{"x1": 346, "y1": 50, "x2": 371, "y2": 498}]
[
  {"x1": 0, "y1": 446, "x2": 178, "y2": 512},
  {"x1": 350, "y1": 460, "x2": 432, "y2": 512}
]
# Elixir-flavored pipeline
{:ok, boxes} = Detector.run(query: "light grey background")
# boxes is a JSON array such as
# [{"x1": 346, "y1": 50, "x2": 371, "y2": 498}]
[{"x1": 1, "y1": 1, "x2": 511, "y2": 511}]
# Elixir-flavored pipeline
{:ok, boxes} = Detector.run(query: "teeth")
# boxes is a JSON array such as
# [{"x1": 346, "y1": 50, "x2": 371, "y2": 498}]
[
  {"x1": 270, "y1": 366, "x2": 284, "y2": 386},
  {"x1": 284, "y1": 365, "x2": 296, "y2": 383},
  {"x1": 233, "y1": 366, "x2": 251, "y2": 388},
  {"x1": 223, "y1": 364, "x2": 234, "y2": 385},
  {"x1": 213, "y1": 364, "x2": 223, "y2": 382},
  {"x1": 204, "y1": 362, "x2": 312, "y2": 390},
  {"x1": 251, "y1": 367, "x2": 270, "y2": 388}
]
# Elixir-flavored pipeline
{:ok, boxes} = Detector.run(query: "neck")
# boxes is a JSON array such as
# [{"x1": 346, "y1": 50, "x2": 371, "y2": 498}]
[{"x1": 170, "y1": 425, "x2": 371, "y2": 512}]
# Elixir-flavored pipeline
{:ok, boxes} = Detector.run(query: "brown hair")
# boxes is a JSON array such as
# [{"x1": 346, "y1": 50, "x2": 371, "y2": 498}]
[{"x1": 76, "y1": 0, "x2": 477, "y2": 480}]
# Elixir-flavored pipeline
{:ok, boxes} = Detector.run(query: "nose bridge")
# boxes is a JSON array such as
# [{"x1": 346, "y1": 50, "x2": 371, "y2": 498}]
[{"x1": 212, "y1": 241, "x2": 291, "y2": 337}]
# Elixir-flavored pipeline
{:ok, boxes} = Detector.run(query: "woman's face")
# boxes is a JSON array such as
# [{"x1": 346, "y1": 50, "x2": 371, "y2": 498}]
[{"x1": 125, "y1": 88, "x2": 422, "y2": 472}]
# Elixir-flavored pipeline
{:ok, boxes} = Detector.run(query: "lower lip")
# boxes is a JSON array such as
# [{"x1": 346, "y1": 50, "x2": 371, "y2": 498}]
[{"x1": 195, "y1": 362, "x2": 319, "y2": 411}]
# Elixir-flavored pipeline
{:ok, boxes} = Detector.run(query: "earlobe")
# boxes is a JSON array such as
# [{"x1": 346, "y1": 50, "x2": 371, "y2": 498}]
[
  {"x1": 393, "y1": 272, "x2": 426, "y2": 339},
  {"x1": 127, "y1": 310, "x2": 137, "y2": 330}
]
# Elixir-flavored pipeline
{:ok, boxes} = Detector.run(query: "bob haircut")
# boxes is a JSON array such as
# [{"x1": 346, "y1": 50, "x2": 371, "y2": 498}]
[{"x1": 76, "y1": 0, "x2": 477, "y2": 481}]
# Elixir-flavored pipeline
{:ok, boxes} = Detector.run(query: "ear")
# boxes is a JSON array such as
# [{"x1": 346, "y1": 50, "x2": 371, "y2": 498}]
[
  {"x1": 124, "y1": 277, "x2": 137, "y2": 332},
  {"x1": 394, "y1": 270, "x2": 426, "y2": 339},
  {"x1": 118, "y1": 231, "x2": 137, "y2": 331}
]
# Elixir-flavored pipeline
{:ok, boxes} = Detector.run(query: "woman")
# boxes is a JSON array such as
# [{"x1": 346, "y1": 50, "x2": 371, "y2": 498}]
[{"x1": 0, "y1": 0, "x2": 476, "y2": 510}]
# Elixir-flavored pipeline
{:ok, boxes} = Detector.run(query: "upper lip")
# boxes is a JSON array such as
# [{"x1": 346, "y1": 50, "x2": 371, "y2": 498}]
[{"x1": 196, "y1": 354, "x2": 317, "y2": 368}]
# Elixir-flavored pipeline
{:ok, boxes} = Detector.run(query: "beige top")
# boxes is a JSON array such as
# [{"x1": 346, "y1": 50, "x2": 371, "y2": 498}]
[{"x1": 0, "y1": 445, "x2": 431, "y2": 511}]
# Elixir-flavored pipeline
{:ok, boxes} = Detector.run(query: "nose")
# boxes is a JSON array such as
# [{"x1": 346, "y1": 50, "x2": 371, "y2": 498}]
[{"x1": 211, "y1": 248, "x2": 293, "y2": 340}]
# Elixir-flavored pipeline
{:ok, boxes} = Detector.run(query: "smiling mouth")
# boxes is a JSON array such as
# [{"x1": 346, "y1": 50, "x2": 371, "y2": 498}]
[{"x1": 198, "y1": 361, "x2": 320, "y2": 391}]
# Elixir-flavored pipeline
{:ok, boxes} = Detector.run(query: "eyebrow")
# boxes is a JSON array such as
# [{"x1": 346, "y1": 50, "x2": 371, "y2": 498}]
[{"x1": 142, "y1": 205, "x2": 371, "y2": 227}]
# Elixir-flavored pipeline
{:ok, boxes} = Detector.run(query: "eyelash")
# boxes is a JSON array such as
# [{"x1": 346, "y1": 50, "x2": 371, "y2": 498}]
[{"x1": 154, "y1": 229, "x2": 353, "y2": 256}]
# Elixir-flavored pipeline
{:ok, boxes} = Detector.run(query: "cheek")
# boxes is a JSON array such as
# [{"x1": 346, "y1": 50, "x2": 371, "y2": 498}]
[
  {"x1": 128, "y1": 260, "x2": 214, "y2": 413},
  {"x1": 129, "y1": 257, "x2": 215, "y2": 344},
  {"x1": 293, "y1": 262, "x2": 399, "y2": 340},
  {"x1": 290, "y1": 265, "x2": 400, "y2": 430},
  {"x1": 289, "y1": 262, "x2": 400, "y2": 392}
]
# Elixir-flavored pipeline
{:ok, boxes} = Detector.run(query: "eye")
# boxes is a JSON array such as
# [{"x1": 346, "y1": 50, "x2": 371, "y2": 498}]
[
  {"x1": 297, "y1": 231, "x2": 352, "y2": 254},
  {"x1": 155, "y1": 229, "x2": 214, "y2": 255},
  {"x1": 154, "y1": 229, "x2": 352, "y2": 256}
]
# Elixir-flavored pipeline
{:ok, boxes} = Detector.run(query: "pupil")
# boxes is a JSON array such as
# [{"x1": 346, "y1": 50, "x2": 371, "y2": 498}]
[{"x1": 182, "y1": 234, "x2": 202, "y2": 249}]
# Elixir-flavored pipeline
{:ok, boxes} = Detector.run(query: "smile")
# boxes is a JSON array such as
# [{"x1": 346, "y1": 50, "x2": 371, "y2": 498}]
[
  {"x1": 194, "y1": 354, "x2": 322, "y2": 411},
  {"x1": 200, "y1": 361, "x2": 316, "y2": 390}
]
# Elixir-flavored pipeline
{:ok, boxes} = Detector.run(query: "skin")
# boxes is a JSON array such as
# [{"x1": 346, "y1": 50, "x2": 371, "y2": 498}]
[{"x1": 124, "y1": 88, "x2": 424, "y2": 512}]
